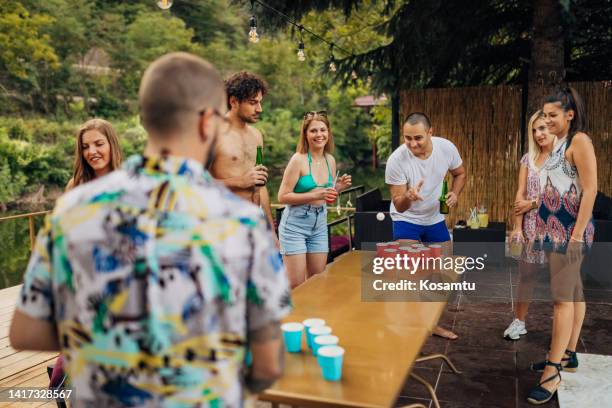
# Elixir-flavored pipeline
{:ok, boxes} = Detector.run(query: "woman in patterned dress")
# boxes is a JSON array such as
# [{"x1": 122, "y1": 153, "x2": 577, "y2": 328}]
[
  {"x1": 503, "y1": 111, "x2": 556, "y2": 341},
  {"x1": 527, "y1": 88, "x2": 597, "y2": 405}
]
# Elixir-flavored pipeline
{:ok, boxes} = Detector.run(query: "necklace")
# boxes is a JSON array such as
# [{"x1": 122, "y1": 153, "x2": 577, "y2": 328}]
[{"x1": 311, "y1": 155, "x2": 325, "y2": 165}]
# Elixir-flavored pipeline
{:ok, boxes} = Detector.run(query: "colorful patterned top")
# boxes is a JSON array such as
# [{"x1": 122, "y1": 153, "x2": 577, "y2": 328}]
[
  {"x1": 519, "y1": 154, "x2": 547, "y2": 264},
  {"x1": 17, "y1": 154, "x2": 291, "y2": 408},
  {"x1": 537, "y1": 139, "x2": 595, "y2": 250}
]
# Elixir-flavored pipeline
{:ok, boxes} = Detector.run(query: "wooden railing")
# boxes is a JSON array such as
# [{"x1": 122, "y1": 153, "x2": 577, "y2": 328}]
[
  {"x1": 0, "y1": 211, "x2": 50, "y2": 250},
  {"x1": 1, "y1": 186, "x2": 365, "y2": 255}
]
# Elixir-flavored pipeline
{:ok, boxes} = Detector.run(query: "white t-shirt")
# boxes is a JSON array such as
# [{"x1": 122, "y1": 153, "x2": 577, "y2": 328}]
[{"x1": 385, "y1": 137, "x2": 463, "y2": 225}]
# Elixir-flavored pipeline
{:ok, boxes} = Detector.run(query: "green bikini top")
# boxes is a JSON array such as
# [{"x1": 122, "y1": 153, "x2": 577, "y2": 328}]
[{"x1": 294, "y1": 151, "x2": 333, "y2": 193}]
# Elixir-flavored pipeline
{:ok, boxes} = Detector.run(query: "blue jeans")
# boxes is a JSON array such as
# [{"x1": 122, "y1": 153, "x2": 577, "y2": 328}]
[
  {"x1": 392, "y1": 220, "x2": 450, "y2": 243},
  {"x1": 279, "y1": 205, "x2": 328, "y2": 255}
]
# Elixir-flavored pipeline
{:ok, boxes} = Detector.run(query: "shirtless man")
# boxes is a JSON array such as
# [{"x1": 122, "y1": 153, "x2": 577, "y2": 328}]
[{"x1": 209, "y1": 71, "x2": 277, "y2": 240}]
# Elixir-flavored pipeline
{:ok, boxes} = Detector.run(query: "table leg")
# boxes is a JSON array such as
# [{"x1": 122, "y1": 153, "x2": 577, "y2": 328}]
[
  {"x1": 416, "y1": 353, "x2": 462, "y2": 374},
  {"x1": 409, "y1": 372, "x2": 441, "y2": 408}
]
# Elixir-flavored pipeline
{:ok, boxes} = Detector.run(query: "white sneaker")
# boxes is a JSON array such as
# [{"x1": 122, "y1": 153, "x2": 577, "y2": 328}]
[{"x1": 503, "y1": 318, "x2": 527, "y2": 340}]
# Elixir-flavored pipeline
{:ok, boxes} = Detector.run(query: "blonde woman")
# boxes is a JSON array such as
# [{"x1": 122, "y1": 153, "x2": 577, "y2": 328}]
[
  {"x1": 504, "y1": 111, "x2": 556, "y2": 340},
  {"x1": 66, "y1": 118, "x2": 123, "y2": 190},
  {"x1": 50, "y1": 118, "x2": 123, "y2": 389},
  {"x1": 277, "y1": 111, "x2": 351, "y2": 288}
]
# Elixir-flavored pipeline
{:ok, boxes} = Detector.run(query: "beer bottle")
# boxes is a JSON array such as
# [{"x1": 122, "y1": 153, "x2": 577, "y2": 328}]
[
  {"x1": 255, "y1": 146, "x2": 265, "y2": 186},
  {"x1": 439, "y1": 179, "x2": 449, "y2": 214},
  {"x1": 256, "y1": 146, "x2": 263, "y2": 166}
]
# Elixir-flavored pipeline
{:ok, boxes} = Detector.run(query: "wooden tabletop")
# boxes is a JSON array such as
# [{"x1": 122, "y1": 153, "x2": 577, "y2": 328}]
[
  {"x1": 260, "y1": 251, "x2": 450, "y2": 407},
  {"x1": 264, "y1": 319, "x2": 429, "y2": 408}
]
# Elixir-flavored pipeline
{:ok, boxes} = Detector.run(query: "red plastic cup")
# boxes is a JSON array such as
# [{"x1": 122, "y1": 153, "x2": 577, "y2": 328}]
[
  {"x1": 410, "y1": 243, "x2": 423, "y2": 249},
  {"x1": 387, "y1": 241, "x2": 400, "y2": 249},
  {"x1": 429, "y1": 244, "x2": 442, "y2": 258},
  {"x1": 325, "y1": 188, "x2": 339, "y2": 205},
  {"x1": 383, "y1": 248, "x2": 398, "y2": 259},
  {"x1": 376, "y1": 242, "x2": 389, "y2": 257},
  {"x1": 407, "y1": 248, "x2": 423, "y2": 272},
  {"x1": 398, "y1": 246, "x2": 411, "y2": 256},
  {"x1": 420, "y1": 247, "x2": 432, "y2": 259}
]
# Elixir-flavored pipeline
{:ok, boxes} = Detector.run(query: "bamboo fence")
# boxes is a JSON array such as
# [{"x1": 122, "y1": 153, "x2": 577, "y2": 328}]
[{"x1": 400, "y1": 82, "x2": 611, "y2": 227}]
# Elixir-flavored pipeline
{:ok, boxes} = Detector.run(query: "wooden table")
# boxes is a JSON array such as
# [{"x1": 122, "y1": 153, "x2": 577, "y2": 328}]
[{"x1": 259, "y1": 251, "x2": 453, "y2": 408}]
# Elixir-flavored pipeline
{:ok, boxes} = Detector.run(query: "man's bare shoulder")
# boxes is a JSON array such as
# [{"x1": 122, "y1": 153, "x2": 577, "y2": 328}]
[{"x1": 248, "y1": 125, "x2": 264, "y2": 144}]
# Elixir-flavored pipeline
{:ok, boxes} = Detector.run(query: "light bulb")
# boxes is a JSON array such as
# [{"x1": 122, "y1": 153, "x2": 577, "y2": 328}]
[
  {"x1": 297, "y1": 42, "x2": 305, "y2": 61},
  {"x1": 351, "y1": 70, "x2": 358, "y2": 80},
  {"x1": 249, "y1": 27, "x2": 259, "y2": 43},
  {"x1": 157, "y1": 0, "x2": 172, "y2": 10},
  {"x1": 249, "y1": 16, "x2": 259, "y2": 43},
  {"x1": 329, "y1": 60, "x2": 337, "y2": 72}
]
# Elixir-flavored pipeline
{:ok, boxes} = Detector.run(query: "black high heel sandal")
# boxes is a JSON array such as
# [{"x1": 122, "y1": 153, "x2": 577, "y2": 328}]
[
  {"x1": 531, "y1": 349, "x2": 578, "y2": 372},
  {"x1": 527, "y1": 361, "x2": 562, "y2": 405}
]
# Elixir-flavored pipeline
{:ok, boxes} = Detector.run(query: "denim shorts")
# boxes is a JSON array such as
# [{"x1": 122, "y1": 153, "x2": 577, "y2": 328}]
[{"x1": 279, "y1": 204, "x2": 328, "y2": 255}]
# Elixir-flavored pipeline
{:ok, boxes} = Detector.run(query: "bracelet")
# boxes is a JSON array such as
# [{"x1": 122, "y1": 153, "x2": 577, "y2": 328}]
[{"x1": 570, "y1": 236, "x2": 584, "y2": 243}]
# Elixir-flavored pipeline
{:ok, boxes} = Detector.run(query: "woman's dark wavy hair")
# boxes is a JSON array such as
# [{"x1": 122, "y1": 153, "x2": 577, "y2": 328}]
[
  {"x1": 225, "y1": 71, "x2": 267, "y2": 110},
  {"x1": 544, "y1": 86, "x2": 587, "y2": 147}
]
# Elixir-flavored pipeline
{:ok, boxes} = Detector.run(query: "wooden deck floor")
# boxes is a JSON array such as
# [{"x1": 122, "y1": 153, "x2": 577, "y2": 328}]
[{"x1": 0, "y1": 285, "x2": 57, "y2": 407}]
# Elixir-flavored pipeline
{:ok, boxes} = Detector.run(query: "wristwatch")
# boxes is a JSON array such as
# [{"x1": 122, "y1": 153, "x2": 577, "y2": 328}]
[{"x1": 531, "y1": 200, "x2": 538, "y2": 210}]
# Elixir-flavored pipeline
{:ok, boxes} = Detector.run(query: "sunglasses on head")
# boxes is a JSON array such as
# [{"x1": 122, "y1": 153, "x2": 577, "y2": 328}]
[{"x1": 303, "y1": 110, "x2": 328, "y2": 119}]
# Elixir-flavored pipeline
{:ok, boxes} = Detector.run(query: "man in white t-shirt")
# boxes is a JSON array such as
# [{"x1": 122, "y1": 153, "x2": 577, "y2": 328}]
[
  {"x1": 386, "y1": 112, "x2": 465, "y2": 242},
  {"x1": 385, "y1": 112, "x2": 466, "y2": 339}
]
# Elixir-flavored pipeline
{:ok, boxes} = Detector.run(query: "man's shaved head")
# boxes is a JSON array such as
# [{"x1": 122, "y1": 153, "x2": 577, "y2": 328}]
[{"x1": 139, "y1": 52, "x2": 225, "y2": 136}]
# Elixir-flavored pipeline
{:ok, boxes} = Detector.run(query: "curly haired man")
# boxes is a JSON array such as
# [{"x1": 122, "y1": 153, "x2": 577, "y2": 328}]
[{"x1": 208, "y1": 71, "x2": 278, "y2": 245}]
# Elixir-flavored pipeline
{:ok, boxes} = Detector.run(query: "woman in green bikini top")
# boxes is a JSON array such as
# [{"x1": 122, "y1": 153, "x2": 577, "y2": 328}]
[
  {"x1": 293, "y1": 151, "x2": 334, "y2": 193},
  {"x1": 277, "y1": 111, "x2": 352, "y2": 288}
]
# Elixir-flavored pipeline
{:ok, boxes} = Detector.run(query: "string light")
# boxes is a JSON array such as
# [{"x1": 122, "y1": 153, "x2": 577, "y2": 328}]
[
  {"x1": 249, "y1": 16, "x2": 259, "y2": 43},
  {"x1": 240, "y1": 1, "x2": 368, "y2": 74},
  {"x1": 329, "y1": 59, "x2": 337, "y2": 72},
  {"x1": 297, "y1": 27, "x2": 306, "y2": 61},
  {"x1": 156, "y1": 0, "x2": 173, "y2": 10},
  {"x1": 248, "y1": 0, "x2": 259, "y2": 43},
  {"x1": 328, "y1": 44, "x2": 337, "y2": 72}
]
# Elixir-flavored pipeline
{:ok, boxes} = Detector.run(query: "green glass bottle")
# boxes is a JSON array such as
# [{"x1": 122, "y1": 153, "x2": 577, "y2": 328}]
[
  {"x1": 439, "y1": 179, "x2": 449, "y2": 214},
  {"x1": 255, "y1": 146, "x2": 265, "y2": 186}
]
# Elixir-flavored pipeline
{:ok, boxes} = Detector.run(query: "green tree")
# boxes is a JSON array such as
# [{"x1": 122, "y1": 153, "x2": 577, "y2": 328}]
[
  {"x1": 0, "y1": 2, "x2": 59, "y2": 111},
  {"x1": 253, "y1": 1, "x2": 611, "y2": 91},
  {"x1": 115, "y1": 11, "x2": 204, "y2": 96}
]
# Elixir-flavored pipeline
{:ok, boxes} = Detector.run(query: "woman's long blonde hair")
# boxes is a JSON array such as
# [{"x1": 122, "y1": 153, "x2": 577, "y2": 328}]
[
  {"x1": 71, "y1": 119, "x2": 122, "y2": 187},
  {"x1": 527, "y1": 110, "x2": 555, "y2": 169},
  {"x1": 296, "y1": 113, "x2": 335, "y2": 154}
]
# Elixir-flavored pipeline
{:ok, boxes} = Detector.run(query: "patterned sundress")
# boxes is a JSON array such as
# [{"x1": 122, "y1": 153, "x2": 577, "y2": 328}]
[
  {"x1": 536, "y1": 138, "x2": 595, "y2": 251},
  {"x1": 519, "y1": 154, "x2": 547, "y2": 264}
]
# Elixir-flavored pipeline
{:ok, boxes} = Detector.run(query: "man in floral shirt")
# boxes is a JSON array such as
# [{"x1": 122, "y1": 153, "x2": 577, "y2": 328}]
[{"x1": 10, "y1": 52, "x2": 290, "y2": 407}]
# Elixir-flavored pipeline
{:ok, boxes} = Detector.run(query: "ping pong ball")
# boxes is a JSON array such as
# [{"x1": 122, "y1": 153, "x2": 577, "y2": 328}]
[{"x1": 376, "y1": 212, "x2": 385, "y2": 221}]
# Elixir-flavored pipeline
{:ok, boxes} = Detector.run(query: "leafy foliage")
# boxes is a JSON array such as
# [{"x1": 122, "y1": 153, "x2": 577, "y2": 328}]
[{"x1": 253, "y1": 0, "x2": 611, "y2": 92}]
